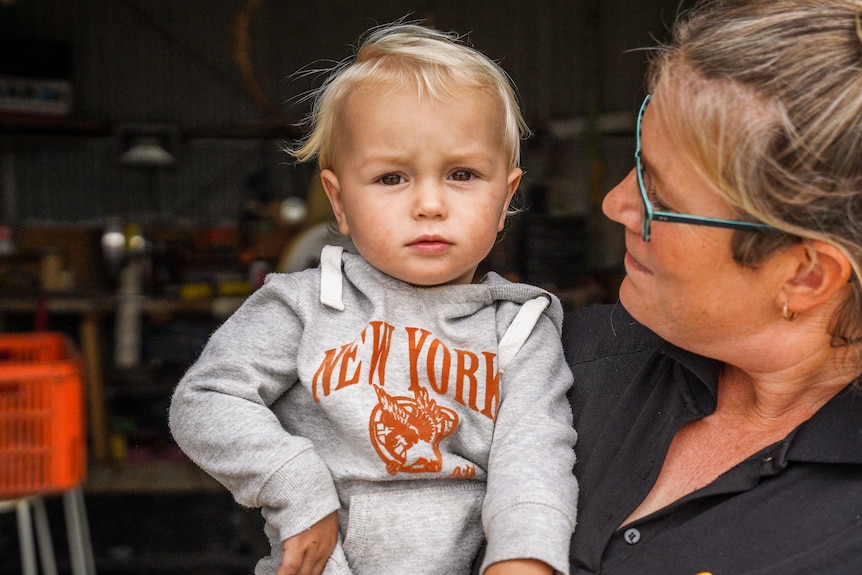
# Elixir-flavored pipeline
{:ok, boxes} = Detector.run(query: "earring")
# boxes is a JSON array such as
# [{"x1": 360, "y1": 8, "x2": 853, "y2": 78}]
[{"x1": 782, "y1": 301, "x2": 797, "y2": 321}]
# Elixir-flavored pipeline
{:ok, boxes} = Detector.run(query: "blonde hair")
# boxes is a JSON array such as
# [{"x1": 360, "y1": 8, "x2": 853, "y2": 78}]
[
  {"x1": 289, "y1": 22, "x2": 529, "y2": 171},
  {"x1": 649, "y1": 0, "x2": 862, "y2": 344}
]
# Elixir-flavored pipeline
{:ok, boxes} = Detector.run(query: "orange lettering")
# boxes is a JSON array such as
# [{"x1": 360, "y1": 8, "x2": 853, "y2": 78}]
[
  {"x1": 448, "y1": 465, "x2": 476, "y2": 479},
  {"x1": 480, "y1": 352, "x2": 500, "y2": 420},
  {"x1": 406, "y1": 327, "x2": 432, "y2": 392},
  {"x1": 454, "y1": 350, "x2": 479, "y2": 410},
  {"x1": 312, "y1": 345, "x2": 351, "y2": 401},
  {"x1": 426, "y1": 338, "x2": 451, "y2": 395},
  {"x1": 334, "y1": 342, "x2": 361, "y2": 391},
  {"x1": 364, "y1": 321, "x2": 394, "y2": 387}
]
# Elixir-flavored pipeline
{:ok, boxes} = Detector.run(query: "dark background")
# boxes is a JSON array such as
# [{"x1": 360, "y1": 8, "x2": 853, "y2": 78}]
[{"x1": 1, "y1": 1, "x2": 694, "y2": 573}]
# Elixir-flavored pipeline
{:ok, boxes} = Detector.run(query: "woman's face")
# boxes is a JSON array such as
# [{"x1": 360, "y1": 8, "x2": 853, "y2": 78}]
[{"x1": 602, "y1": 92, "x2": 783, "y2": 354}]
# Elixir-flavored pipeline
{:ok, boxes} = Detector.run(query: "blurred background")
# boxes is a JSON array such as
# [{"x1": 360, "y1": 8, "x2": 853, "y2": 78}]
[{"x1": 1, "y1": 1, "x2": 693, "y2": 573}]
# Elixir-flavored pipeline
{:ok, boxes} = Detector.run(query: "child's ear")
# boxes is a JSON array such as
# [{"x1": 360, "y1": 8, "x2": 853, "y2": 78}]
[
  {"x1": 779, "y1": 239, "x2": 853, "y2": 315},
  {"x1": 320, "y1": 169, "x2": 350, "y2": 235},
  {"x1": 499, "y1": 167, "x2": 523, "y2": 231}
]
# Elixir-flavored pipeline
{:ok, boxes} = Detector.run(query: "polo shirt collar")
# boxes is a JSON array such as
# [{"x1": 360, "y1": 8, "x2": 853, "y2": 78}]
[
  {"x1": 788, "y1": 383, "x2": 862, "y2": 464},
  {"x1": 660, "y1": 340, "x2": 862, "y2": 465}
]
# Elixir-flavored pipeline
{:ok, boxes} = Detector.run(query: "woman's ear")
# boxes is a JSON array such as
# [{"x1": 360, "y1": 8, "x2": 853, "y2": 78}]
[
  {"x1": 320, "y1": 169, "x2": 350, "y2": 235},
  {"x1": 779, "y1": 240, "x2": 853, "y2": 314}
]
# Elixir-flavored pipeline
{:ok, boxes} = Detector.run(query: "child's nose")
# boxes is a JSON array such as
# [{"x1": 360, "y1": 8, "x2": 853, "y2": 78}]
[{"x1": 412, "y1": 181, "x2": 448, "y2": 219}]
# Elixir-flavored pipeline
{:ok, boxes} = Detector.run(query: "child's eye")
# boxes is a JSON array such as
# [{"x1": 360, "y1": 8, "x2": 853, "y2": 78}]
[
  {"x1": 379, "y1": 174, "x2": 404, "y2": 185},
  {"x1": 450, "y1": 169, "x2": 474, "y2": 182}
]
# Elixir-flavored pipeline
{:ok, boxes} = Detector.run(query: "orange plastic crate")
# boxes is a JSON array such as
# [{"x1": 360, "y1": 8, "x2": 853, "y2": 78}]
[
  {"x1": 0, "y1": 333, "x2": 86, "y2": 497},
  {"x1": 0, "y1": 332, "x2": 71, "y2": 362}
]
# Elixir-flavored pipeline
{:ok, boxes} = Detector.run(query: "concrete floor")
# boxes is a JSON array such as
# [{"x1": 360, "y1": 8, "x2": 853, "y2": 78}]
[{"x1": 0, "y1": 490, "x2": 267, "y2": 574}]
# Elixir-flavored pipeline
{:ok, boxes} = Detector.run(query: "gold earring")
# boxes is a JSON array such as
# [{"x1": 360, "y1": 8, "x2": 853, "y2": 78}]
[{"x1": 782, "y1": 301, "x2": 797, "y2": 321}]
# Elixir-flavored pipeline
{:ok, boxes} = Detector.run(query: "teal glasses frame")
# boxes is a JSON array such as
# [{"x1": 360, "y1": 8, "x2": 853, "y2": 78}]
[{"x1": 634, "y1": 94, "x2": 779, "y2": 242}]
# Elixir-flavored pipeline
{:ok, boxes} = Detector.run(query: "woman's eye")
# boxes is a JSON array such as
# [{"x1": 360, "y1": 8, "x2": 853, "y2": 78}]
[
  {"x1": 647, "y1": 185, "x2": 672, "y2": 212},
  {"x1": 450, "y1": 169, "x2": 474, "y2": 182},
  {"x1": 642, "y1": 170, "x2": 673, "y2": 212},
  {"x1": 379, "y1": 174, "x2": 404, "y2": 185}
]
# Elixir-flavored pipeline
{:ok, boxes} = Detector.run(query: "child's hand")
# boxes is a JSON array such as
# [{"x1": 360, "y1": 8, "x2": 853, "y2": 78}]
[
  {"x1": 484, "y1": 559, "x2": 554, "y2": 575},
  {"x1": 278, "y1": 512, "x2": 339, "y2": 575}
]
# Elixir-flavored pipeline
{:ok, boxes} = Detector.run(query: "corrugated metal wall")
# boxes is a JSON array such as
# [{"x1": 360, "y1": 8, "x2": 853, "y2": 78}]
[{"x1": 1, "y1": 0, "x2": 683, "y2": 227}]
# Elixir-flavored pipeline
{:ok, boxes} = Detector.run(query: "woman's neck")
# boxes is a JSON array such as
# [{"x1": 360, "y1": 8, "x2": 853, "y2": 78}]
[{"x1": 718, "y1": 344, "x2": 857, "y2": 427}]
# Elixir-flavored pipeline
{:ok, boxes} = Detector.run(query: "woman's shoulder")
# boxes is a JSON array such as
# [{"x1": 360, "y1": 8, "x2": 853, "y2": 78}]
[{"x1": 562, "y1": 303, "x2": 664, "y2": 365}]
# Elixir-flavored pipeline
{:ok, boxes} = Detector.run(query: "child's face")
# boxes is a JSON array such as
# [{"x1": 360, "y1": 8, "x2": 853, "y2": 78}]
[{"x1": 320, "y1": 82, "x2": 521, "y2": 286}]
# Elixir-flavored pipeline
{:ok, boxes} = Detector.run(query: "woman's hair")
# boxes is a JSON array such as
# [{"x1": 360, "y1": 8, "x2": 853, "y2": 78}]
[
  {"x1": 649, "y1": 0, "x2": 862, "y2": 344},
  {"x1": 289, "y1": 22, "x2": 529, "y2": 171}
]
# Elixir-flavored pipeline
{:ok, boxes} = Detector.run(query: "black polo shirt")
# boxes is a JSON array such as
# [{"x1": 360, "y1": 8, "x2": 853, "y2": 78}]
[{"x1": 563, "y1": 304, "x2": 862, "y2": 575}]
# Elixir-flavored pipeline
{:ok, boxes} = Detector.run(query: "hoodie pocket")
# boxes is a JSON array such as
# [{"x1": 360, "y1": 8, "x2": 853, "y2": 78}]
[{"x1": 343, "y1": 482, "x2": 485, "y2": 575}]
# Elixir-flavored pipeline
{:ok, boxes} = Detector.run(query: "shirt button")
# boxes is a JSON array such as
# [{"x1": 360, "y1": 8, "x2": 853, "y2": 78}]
[{"x1": 623, "y1": 528, "x2": 641, "y2": 545}]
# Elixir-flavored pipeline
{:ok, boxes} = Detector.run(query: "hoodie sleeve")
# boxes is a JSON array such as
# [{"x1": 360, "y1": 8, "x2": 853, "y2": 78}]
[
  {"x1": 480, "y1": 296, "x2": 578, "y2": 575},
  {"x1": 168, "y1": 273, "x2": 341, "y2": 542}
]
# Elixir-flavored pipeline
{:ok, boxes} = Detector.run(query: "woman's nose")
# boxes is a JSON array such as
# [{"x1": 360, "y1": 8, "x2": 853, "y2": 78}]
[{"x1": 603, "y1": 169, "x2": 642, "y2": 234}]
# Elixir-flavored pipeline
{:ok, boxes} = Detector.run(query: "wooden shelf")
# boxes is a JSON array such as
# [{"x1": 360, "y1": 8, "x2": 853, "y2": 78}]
[
  {"x1": 0, "y1": 114, "x2": 302, "y2": 140},
  {"x1": 0, "y1": 113, "x2": 109, "y2": 136}
]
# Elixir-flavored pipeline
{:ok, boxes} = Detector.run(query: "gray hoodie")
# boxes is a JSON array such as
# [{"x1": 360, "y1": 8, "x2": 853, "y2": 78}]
[{"x1": 169, "y1": 246, "x2": 577, "y2": 575}]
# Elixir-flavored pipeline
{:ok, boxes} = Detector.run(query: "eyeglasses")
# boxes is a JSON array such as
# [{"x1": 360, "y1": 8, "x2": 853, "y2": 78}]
[{"x1": 634, "y1": 94, "x2": 779, "y2": 242}]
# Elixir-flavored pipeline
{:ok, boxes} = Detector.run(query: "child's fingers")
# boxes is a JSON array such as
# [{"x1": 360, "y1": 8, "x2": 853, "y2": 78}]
[{"x1": 278, "y1": 512, "x2": 340, "y2": 575}]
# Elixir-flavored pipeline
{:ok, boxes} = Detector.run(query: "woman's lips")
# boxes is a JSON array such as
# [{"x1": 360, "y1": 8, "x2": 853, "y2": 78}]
[{"x1": 625, "y1": 250, "x2": 651, "y2": 274}]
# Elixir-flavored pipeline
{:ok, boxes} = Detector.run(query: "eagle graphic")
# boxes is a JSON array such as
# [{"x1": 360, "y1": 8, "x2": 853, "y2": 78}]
[{"x1": 369, "y1": 384, "x2": 459, "y2": 474}]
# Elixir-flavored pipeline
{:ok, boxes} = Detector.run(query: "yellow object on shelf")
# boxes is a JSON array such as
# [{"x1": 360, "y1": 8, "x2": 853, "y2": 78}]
[
  {"x1": 217, "y1": 280, "x2": 251, "y2": 297},
  {"x1": 178, "y1": 283, "x2": 214, "y2": 300}
]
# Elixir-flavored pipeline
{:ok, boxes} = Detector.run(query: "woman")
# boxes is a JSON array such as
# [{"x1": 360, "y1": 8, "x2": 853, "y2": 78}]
[{"x1": 564, "y1": 1, "x2": 862, "y2": 573}]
